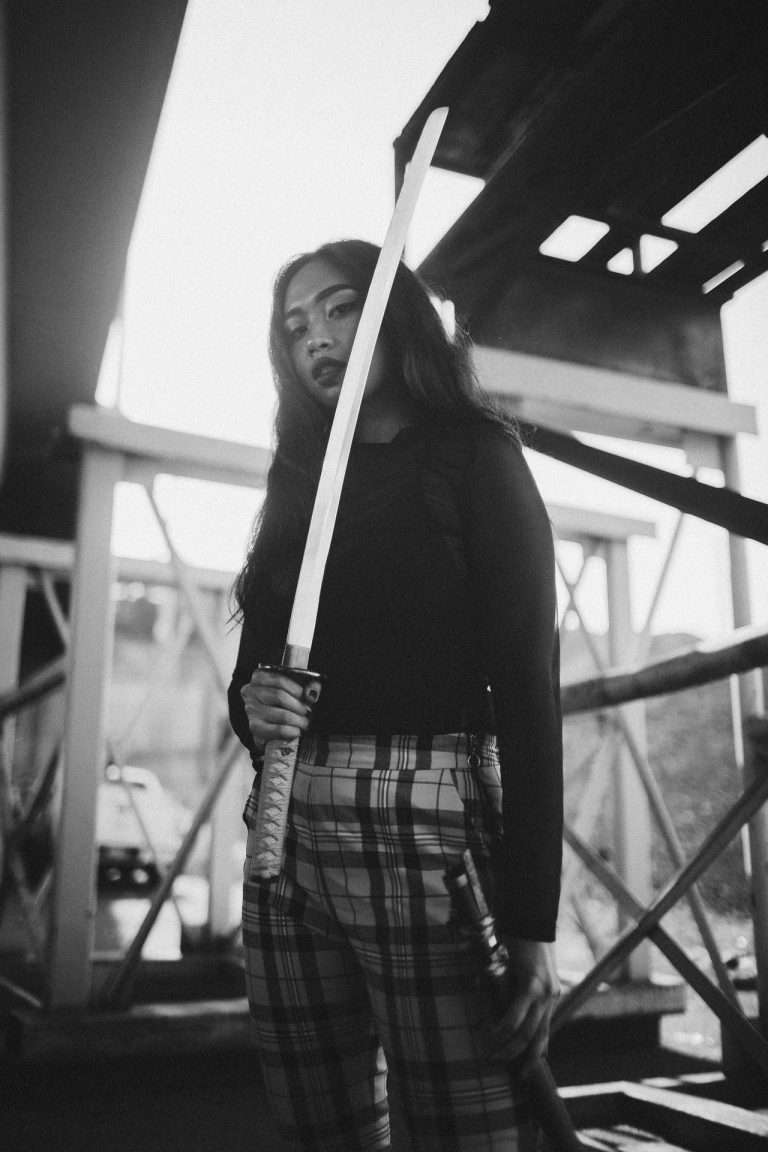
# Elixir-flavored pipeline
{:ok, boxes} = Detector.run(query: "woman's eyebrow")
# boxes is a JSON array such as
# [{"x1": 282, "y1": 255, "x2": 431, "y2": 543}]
[{"x1": 284, "y1": 282, "x2": 356, "y2": 320}]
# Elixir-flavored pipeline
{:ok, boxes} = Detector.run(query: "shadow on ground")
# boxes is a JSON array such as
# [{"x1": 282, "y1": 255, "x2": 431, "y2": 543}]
[{"x1": 4, "y1": 1037, "x2": 734, "y2": 1152}]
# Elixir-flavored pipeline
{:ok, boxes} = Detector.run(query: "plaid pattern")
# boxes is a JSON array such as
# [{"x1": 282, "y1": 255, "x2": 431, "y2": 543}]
[{"x1": 242, "y1": 734, "x2": 541, "y2": 1152}]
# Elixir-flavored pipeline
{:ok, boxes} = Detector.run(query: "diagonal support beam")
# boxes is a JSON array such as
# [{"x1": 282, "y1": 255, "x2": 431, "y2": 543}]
[
  {"x1": 98, "y1": 731, "x2": 245, "y2": 1007},
  {"x1": 559, "y1": 550, "x2": 740, "y2": 1005},
  {"x1": 553, "y1": 754, "x2": 768, "y2": 1031},
  {"x1": 564, "y1": 822, "x2": 768, "y2": 1076},
  {"x1": 144, "y1": 485, "x2": 230, "y2": 694}
]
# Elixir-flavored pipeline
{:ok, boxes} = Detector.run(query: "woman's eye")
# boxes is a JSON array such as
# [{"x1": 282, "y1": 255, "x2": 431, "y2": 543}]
[
  {"x1": 329, "y1": 299, "x2": 358, "y2": 319},
  {"x1": 285, "y1": 325, "x2": 305, "y2": 344}
]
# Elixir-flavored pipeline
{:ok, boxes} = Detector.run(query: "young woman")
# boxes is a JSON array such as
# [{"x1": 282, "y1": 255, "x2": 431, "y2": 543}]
[{"x1": 229, "y1": 239, "x2": 563, "y2": 1152}]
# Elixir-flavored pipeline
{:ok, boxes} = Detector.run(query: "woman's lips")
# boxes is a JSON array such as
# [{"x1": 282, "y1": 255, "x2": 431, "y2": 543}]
[{"x1": 312, "y1": 358, "x2": 345, "y2": 386}]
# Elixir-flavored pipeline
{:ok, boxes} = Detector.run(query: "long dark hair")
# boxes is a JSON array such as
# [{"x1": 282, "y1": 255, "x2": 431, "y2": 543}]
[{"x1": 232, "y1": 239, "x2": 517, "y2": 618}]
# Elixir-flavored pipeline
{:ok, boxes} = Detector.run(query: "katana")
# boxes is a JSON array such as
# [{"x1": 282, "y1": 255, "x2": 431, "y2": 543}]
[{"x1": 251, "y1": 106, "x2": 449, "y2": 878}]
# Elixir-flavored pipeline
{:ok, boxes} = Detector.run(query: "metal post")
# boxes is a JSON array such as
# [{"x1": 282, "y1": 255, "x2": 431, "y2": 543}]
[
  {"x1": 720, "y1": 435, "x2": 767, "y2": 1037},
  {"x1": 605, "y1": 538, "x2": 652, "y2": 980},
  {"x1": 207, "y1": 745, "x2": 244, "y2": 943},
  {"x1": 0, "y1": 1, "x2": 8, "y2": 488},
  {"x1": 207, "y1": 591, "x2": 244, "y2": 943},
  {"x1": 48, "y1": 446, "x2": 122, "y2": 1007},
  {"x1": 0, "y1": 566, "x2": 26, "y2": 777}
]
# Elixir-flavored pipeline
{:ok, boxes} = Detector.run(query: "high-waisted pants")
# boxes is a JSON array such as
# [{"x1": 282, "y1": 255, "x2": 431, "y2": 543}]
[{"x1": 242, "y1": 733, "x2": 540, "y2": 1152}]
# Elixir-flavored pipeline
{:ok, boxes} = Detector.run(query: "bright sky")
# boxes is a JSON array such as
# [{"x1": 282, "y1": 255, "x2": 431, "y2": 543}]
[{"x1": 105, "y1": 0, "x2": 768, "y2": 641}]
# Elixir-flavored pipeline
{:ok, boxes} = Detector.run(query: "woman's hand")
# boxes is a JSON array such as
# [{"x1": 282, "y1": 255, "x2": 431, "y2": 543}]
[
  {"x1": 488, "y1": 939, "x2": 560, "y2": 1077},
  {"x1": 240, "y1": 667, "x2": 313, "y2": 750}
]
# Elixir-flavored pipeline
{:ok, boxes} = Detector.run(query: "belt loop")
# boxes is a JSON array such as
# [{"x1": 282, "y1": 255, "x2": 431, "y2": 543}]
[{"x1": 466, "y1": 732, "x2": 482, "y2": 771}]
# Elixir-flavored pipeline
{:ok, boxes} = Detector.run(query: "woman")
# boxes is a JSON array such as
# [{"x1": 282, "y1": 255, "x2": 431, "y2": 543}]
[{"x1": 229, "y1": 239, "x2": 562, "y2": 1152}]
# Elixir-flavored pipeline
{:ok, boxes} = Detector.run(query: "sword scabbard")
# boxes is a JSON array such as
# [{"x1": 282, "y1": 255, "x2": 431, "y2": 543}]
[{"x1": 445, "y1": 850, "x2": 583, "y2": 1151}]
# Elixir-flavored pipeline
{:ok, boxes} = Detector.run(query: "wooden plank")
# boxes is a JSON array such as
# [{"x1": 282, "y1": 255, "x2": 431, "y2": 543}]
[
  {"x1": 0, "y1": 533, "x2": 73, "y2": 571},
  {"x1": 0, "y1": 533, "x2": 236, "y2": 590},
  {"x1": 622, "y1": 1083, "x2": 768, "y2": 1150},
  {"x1": 474, "y1": 346, "x2": 758, "y2": 440},
  {"x1": 561, "y1": 624, "x2": 768, "y2": 714},
  {"x1": 579, "y1": 1128, "x2": 688, "y2": 1150},
  {"x1": 562, "y1": 1082, "x2": 768, "y2": 1149},
  {"x1": 559, "y1": 1084, "x2": 626, "y2": 1129},
  {"x1": 69, "y1": 405, "x2": 270, "y2": 489},
  {"x1": 549, "y1": 504, "x2": 656, "y2": 542}
]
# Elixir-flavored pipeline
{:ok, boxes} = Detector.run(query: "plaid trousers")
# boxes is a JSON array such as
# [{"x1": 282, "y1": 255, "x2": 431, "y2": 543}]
[{"x1": 242, "y1": 734, "x2": 541, "y2": 1152}]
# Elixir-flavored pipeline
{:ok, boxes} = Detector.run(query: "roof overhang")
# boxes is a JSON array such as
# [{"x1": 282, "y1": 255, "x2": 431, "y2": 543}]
[
  {"x1": 396, "y1": 0, "x2": 767, "y2": 395},
  {"x1": 0, "y1": 0, "x2": 188, "y2": 538}
]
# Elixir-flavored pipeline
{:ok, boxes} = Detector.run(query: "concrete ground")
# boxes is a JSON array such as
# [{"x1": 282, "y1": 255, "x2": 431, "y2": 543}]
[
  {"x1": 7, "y1": 983, "x2": 756, "y2": 1152},
  {"x1": 4, "y1": 1039, "x2": 734, "y2": 1152},
  {"x1": 3, "y1": 877, "x2": 767, "y2": 1150}
]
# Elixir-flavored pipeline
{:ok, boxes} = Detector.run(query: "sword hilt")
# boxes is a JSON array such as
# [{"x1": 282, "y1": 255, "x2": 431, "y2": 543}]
[{"x1": 249, "y1": 664, "x2": 321, "y2": 879}]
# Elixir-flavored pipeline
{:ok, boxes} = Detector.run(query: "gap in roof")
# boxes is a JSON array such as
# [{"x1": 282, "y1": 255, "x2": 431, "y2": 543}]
[
  {"x1": 607, "y1": 247, "x2": 633, "y2": 275},
  {"x1": 407, "y1": 169, "x2": 485, "y2": 268},
  {"x1": 702, "y1": 260, "x2": 745, "y2": 294},
  {"x1": 539, "y1": 215, "x2": 609, "y2": 261},
  {"x1": 662, "y1": 135, "x2": 768, "y2": 233},
  {"x1": 640, "y1": 234, "x2": 678, "y2": 271},
  {"x1": 606, "y1": 235, "x2": 678, "y2": 277}
]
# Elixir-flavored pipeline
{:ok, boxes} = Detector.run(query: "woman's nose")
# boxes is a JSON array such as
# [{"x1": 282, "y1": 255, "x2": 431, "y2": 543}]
[{"x1": 307, "y1": 323, "x2": 332, "y2": 353}]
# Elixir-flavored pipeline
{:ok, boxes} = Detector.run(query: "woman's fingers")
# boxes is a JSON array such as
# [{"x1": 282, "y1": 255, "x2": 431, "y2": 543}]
[
  {"x1": 241, "y1": 669, "x2": 313, "y2": 745},
  {"x1": 490, "y1": 994, "x2": 544, "y2": 1061},
  {"x1": 495, "y1": 999, "x2": 554, "y2": 1078},
  {"x1": 243, "y1": 704, "x2": 309, "y2": 737},
  {"x1": 244, "y1": 668, "x2": 306, "y2": 704},
  {"x1": 487, "y1": 939, "x2": 560, "y2": 1073}
]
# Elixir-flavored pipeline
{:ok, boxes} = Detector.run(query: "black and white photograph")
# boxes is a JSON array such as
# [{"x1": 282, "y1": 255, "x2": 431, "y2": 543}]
[{"x1": 2, "y1": 3, "x2": 768, "y2": 1149}]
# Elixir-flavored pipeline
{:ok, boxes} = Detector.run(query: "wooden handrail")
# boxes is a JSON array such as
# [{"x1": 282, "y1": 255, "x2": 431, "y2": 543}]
[{"x1": 561, "y1": 622, "x2": 768, "y2": 715}]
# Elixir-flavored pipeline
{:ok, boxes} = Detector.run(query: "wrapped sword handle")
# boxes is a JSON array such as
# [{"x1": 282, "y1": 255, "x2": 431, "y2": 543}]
[{"x1": 250, "y1": 665, "x2": 321, "y2": 880}]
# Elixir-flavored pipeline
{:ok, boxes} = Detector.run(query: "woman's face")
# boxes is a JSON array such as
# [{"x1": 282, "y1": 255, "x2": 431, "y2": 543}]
[{"x1": 282, "y1": 257, "x2": 389, "y2": 411}]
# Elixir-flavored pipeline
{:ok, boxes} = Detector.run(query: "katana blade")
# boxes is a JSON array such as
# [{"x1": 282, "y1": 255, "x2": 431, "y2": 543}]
[
  {"x1": 286, "y1": 104, "x2": 449, "y2": 665},
  {"x1": 251, "y1": 107, "x2": 449, "y2": 878}
]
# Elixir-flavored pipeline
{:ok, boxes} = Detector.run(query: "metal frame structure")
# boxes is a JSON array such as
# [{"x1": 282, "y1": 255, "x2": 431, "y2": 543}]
[
  {"x1": 392, "y1": 12, "x2": 768, "y2": 1039},
  {"x1": 0, "y1": 407, "x2": 664, "y2": 1008},
  {"x1": 42, "y1": 407, "x2": 268, "y2": 1006},
  {"x1": 0, "y1": 388, "x2": 762, "y2": 1062}
]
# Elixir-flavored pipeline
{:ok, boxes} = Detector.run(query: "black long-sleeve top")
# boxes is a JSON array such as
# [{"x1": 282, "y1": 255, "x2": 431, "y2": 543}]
[{"x1": 228, "y1": 418, "x2": 562, "y2": 940}]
